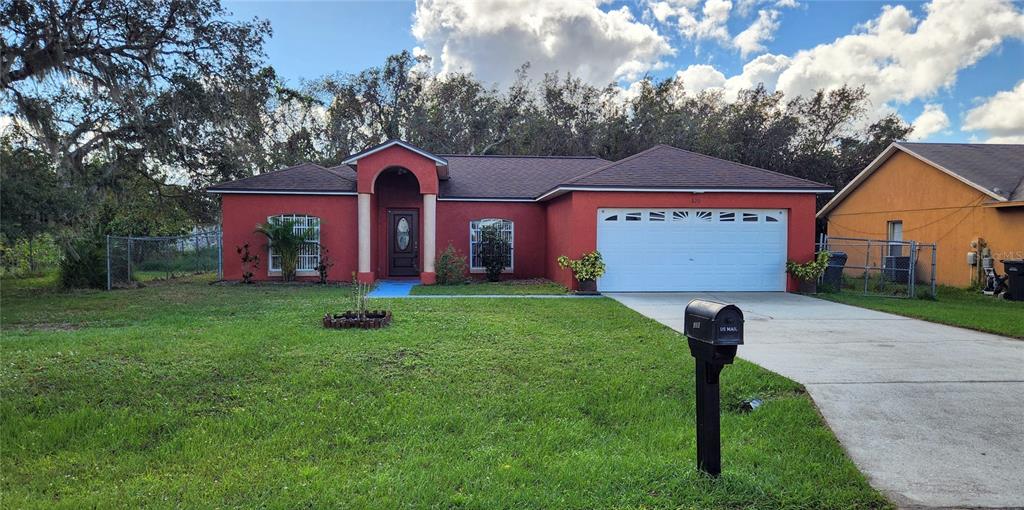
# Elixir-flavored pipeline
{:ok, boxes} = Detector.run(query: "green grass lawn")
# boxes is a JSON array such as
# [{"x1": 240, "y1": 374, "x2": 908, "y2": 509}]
[
  {"x1": 1, "y1": 276, "x2": 888, "y2": 508},
  {"x1": 818, "y1": 286, "x2": 1024, "y2": 339},
  {"x1": 411, "y1": 279, "x2": 568, "y2": 295},
  {"x1": 132, "y1": 269, "x2": 217, "y2": 283}
]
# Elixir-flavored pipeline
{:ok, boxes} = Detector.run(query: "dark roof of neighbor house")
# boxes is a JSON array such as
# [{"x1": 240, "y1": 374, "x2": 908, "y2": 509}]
[
  {"x1": 208, "y1": 142, "x2": 832, "y2": 200},
  {"x1": 897, "y1": 143, "x2": 1024, "y2": 201},
  {"x1": 817, "y1": 142, "x2": 1024, "y2": 218},
  {"x1": 560, "y1": 144, "x2": 831, "y2": 192}
]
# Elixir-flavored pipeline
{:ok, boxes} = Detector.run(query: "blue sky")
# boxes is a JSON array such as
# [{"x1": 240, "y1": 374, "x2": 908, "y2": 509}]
[{"x1": 225, "y1": 0, "x2": 1024, "y2": 143}]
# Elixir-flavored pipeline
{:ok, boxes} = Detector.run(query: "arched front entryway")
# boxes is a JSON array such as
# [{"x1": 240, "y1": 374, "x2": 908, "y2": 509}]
[
  {"x1": 374, "y1": 167, "x2": 424, "y2": 278},
  {"x1": 347, "y1": 142, "x2": 441, "y2": 284}
]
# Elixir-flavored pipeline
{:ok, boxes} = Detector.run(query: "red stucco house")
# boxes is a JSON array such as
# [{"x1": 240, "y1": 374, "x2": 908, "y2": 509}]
[{"x1": 208, "y1": 140, "x2": 830, "y2": 291}]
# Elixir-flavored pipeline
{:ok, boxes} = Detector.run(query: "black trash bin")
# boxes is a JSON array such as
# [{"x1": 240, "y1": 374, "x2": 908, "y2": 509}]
[
  {"x1": 822, "y1": 252, "x2": 847, "y2": 290},
  {"x1": 1002, "y1": 260, "x2": 1024, "y2": 301}
]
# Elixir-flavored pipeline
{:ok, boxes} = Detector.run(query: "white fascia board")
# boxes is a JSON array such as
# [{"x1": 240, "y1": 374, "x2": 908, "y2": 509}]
[
  {"x1": 207, "y1": 190, "x2": 357, "y2": 196},
  {"x1": 817, "y1": 143, "x2": 899, "y2": 219},
  {"x1": 536, "y1": 186, "x2": 832, "y2": 202},
  {"x1": 341, "y1": 140, "x2": 448, "y2": 166},
  {"x1": 437, "y1": 197, "x2": 534, "y2": 202}
]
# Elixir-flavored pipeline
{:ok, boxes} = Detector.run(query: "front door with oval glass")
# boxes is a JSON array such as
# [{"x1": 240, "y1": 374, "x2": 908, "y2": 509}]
[{"x1": 388, "y1": 210, "x2": 419, "y2": 276}]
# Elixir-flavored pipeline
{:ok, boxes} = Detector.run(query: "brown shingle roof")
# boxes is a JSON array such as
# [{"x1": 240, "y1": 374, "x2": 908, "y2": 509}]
[
  {"x1": 561, "y1": 144, "x2": 831, "y2": 192},
  {"x1": 208, "y1": 144, "x2": 831, "y2": 199},
  {"x1": 438, "y1": 154, "x2": 610, "y2": 199},
  {"x1": 207, "y1": 163, "x2": 356, "y2": 193}
]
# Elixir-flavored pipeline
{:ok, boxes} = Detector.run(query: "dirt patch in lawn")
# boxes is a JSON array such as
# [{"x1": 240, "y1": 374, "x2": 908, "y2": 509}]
[{"x1": 366, "y1": 348, "x2": 430, "y2": 379}]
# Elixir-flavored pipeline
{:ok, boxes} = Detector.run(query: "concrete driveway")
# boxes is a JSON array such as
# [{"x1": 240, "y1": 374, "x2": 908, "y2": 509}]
[{"x1": 608, "y1": 292, "x2": 1024, "y2": 509}]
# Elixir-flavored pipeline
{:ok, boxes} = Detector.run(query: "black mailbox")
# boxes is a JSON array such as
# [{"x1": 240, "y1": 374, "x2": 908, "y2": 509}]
[
  {"x1": 684, "y1": 299, "x2": 744, "y2": 477},
  {"x1": 685, "y1": 300, "x2": 744, "y2": 346}
]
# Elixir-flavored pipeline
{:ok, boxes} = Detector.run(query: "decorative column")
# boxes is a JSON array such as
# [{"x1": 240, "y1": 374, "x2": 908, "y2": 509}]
[
  {"x1": 421, "y1": 193, "x2": 437, "y2": 284},
  {"x1": 357, "y1": 192, "x2": 374, "y2": 283}
]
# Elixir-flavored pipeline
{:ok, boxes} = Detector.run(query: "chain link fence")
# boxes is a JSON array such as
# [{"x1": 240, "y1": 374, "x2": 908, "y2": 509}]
[
  {"x1": 818, "y1": 235, "x2": 937, "y2": 299},
  {"x1": 106, "y1": 228, "x2": 222, "y2": 289}
]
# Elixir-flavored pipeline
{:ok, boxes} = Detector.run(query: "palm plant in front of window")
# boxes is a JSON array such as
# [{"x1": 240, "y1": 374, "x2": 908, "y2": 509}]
[{"x1": 254, "y1": 219, "x2": 317, "y2": 282}]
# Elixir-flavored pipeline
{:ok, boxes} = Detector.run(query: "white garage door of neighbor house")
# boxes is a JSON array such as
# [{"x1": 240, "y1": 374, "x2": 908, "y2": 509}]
[{"x1": 597, "y1": 208, "x2": 788, "y2": 292}]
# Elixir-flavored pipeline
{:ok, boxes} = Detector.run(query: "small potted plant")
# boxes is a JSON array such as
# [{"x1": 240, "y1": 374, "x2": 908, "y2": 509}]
[
  {"x1": 557, "y1": 250, "x2": 606, "y2": 295},
  {"x1": 786, "y1": 251, "x2": 830, "y2": 294},
  {"x1": 323, "y1": 275, "x2": 392, "y2": 329}
]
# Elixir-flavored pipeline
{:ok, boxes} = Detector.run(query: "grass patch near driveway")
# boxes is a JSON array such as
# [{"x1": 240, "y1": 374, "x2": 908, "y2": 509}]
[
  {"x1": 818, "y1": 286, "x2": 1024, "y2": 338},
  {"x1": 410, "y1": 279, "x2": 567, "y2": 295},
  {"x1": 1, "y1": 277, "x2": 887, "y2": 508}
]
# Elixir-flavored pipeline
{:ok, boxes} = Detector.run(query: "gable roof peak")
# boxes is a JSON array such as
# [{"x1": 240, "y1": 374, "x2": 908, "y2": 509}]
[
  {"x1": 341, "y1": 139, "x2": 448, "y2": 166},
  {"x1": 817, "y1": 141, "x2": 1024, "y2": 218}
]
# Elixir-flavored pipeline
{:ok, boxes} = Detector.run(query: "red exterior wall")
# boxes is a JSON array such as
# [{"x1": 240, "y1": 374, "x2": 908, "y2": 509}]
[
  {"x1": 545, "y1": 194, "x2": 576, "y2": 288},
  {"x1": 219, "y1": 186, "x2": 818, "y2": 291},
  {"x1": 220, "y1": 193, "x2": 357, "y2": 282},
  {"x1": 557, "y1": 191, "x2": 819, "y2": 291},
  {"x1": 435, "y1": 201, "x2": 549, "y2": 280}
]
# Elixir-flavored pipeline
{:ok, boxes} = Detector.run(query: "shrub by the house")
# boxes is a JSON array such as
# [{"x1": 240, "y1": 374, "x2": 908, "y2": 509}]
[
  {"x1": 254, "y1": 219, "x2": 316, "y2": 282},
  {"x1": 557, "y1": 251, "x2": 606, "y2": 282},
  {"x1": 436, "y1": 243, "x2": 467, "y2": 285},
  {"x1": 479, "y1": 224, "x2": 509, "y2": 282},
  {"x1": 237, "y1": 243, "x2": 260, "y2": 284}
]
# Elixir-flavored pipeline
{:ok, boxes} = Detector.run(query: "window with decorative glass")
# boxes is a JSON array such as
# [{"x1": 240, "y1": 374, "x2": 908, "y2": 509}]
[
  {"x1": 267, "y1": 214, "x2": 321, "y2": 272},
  {"x1": 469, "y1": 219, "x2": 513, "y2": 271}
]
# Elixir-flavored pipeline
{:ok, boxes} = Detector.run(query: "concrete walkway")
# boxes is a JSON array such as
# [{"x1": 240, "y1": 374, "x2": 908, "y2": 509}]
[
  {"x1": 382, "y1": 294, "x2": 601, "y2": 299},
  {"x1": 367, "y1": 280, "x2": 419, "y2": 297},
  {"x1": 608, "y1": 292, "x2": 1024, "y2": 509}
]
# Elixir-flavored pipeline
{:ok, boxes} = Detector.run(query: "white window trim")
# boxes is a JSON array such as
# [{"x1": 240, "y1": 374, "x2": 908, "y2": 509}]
[
  {"x1": 887, "y1": 220, "x2": 904, "y2": 258},
  {"x1": 469, "y1": 219, "x2": 514, "y2": 274},
  {"x1": 266, "y1": 214, "x2": 321, "y2": 275}
]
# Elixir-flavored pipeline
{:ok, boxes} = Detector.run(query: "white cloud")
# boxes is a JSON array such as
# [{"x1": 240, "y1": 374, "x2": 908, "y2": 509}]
[
  {"x1": 909, "y1": 103, "x2": 950, "y2": 140},
  {"x1": 676, "y1": 53, "x2": 791, "y2": 100},
  {"x1": 412, "y1": 0, "x2": 674, "y2": 86},
  {"x1": 675, "y1": 64, "x2": 726, "y2": 91},
  {"x1": 0, "y1": 115, "x2": 15, "y2": 135},
  {"x1": 676, "y1": 0, "x2": 733, "y2": 43},
  {"x1": 774, "y1": 0, "x2": 1024, "y2": 105},
  {"x1": 669, "y1": 0, "x2": 1024, "y2": 123},
  {"x1": 649, "y1": 0, "x2": 699, "y2": 23},
  {"x1": 735, "y1": 0, "x2": 799, "y2": 16},
  {"x1": 653, "y1": 0, "x2": 795, "y2": 55},
  {"x1": 733, "y1": 9, "x2": 780, "y2": 58},
  {"x1": 963, "y1": 80, "x2": 1024, "y2": 143}
]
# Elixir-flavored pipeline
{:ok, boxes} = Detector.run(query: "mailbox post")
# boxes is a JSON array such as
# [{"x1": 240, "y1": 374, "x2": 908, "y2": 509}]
[{"x1": 684, "y1": 299, "x2": 744, "y2": 477}]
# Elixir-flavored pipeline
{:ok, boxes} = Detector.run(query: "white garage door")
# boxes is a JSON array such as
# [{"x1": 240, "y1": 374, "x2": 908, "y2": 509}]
[{"x1": 597, "y1": 208, "x2": 788, "y2": 292}]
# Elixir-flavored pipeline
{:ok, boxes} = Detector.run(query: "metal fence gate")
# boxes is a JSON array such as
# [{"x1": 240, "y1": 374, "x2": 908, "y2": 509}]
[
  {"x1": 818, "y1": 235, "x2": 937, "y2": 299},
  {"x1": 106, "y1": 228, "x2": 222, "y2": 289}
]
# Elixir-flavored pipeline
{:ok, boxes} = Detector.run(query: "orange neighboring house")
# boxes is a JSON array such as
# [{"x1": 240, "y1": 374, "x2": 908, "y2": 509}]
[{"x1": 817, "y1": 142, "x2": 1024, "y2": 288}]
